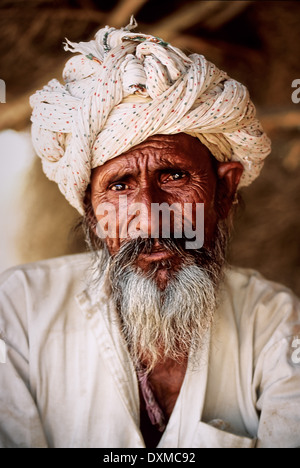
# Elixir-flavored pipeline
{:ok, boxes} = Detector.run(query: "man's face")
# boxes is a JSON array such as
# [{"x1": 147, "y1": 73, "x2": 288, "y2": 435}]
[
  {"x1": 88, "y1": 133, "x2": 243, "y2": 370},
  {"x1": 90, "y1": 133, "x2": 223, "y2": 288}
]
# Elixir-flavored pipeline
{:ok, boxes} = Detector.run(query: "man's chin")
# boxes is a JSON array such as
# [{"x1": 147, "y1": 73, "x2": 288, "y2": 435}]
[{"x1": 135, "y1": 252, "x2": 183, "y2": 290}]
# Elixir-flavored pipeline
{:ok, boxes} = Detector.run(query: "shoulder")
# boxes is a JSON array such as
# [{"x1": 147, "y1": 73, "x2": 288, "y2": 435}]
[
  {"x1": 0, "y1": 252, "x2": 93, "y2": 280},
  {"x1": 222, "y1": 265, "x2": 300, "y2": 351},
  {"x1": 224, "y1": 265, "x2": 299, "y2": 310},
  {"x1": 0, "y1": 252, "x2": 93, "y2": 292},
  {"x1": 0, "y1": 252, "x2": 96, "y2": 326},
  {"x1": 0, "y1": 253, "x2": 99, "y2": 348}
]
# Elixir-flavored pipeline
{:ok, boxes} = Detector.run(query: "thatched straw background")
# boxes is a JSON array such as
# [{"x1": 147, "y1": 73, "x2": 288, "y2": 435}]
[{"x1": 0, "y1": 0, "x2": 299, "y2": 295}]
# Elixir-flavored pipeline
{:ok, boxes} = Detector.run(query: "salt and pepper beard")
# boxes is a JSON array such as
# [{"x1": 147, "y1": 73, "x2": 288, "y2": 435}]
[{"x1": 83, "y1": 212, "x2": 230, "y2": 374}]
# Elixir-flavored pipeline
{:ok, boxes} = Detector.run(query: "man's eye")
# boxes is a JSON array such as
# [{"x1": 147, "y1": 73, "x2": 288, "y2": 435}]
[
  {"x1": 165, "y1": 171, "x2": 187, "y2": 182},
  {"x1": 109, "y1": 183, "x2": 129, "y2": 191}
]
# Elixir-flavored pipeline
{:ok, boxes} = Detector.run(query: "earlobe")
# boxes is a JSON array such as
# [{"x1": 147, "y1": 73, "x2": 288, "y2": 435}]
[{"x1": 216, "y1": 161, "x2": 244, "y2": 218}]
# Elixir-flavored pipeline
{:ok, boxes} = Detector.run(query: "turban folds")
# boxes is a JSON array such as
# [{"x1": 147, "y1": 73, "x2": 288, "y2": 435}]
[{"x1": 30, "y1": 18, "x2": 271, "y2": 215}]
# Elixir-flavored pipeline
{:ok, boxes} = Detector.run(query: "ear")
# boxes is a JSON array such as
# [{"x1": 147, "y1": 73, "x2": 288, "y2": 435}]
[{"x1": 216, "y1": 161, "x2": 244, "y2": 219}]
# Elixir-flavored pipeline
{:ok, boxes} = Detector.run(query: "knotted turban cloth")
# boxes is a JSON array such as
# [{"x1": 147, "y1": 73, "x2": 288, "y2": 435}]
[{"x1": 30, "y1": 18, "x2": 271, "y2": 215}]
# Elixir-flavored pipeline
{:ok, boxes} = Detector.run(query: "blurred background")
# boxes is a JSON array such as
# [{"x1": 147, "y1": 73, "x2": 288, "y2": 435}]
[{"x1": 0, "y1": 0, "x2": 299, "y2": 295}]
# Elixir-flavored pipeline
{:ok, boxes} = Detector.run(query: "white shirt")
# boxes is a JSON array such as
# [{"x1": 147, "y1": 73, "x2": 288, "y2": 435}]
[{"x1": 0, "y1": 252, "x2": 299, "y2": 448}]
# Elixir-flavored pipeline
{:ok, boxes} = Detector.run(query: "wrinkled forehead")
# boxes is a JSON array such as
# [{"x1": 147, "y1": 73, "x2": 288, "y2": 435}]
[
  {"x1": 121, "y1": 133, "x2": 212, "y2": 156},
  {"x1": 92, "y1": 133, "x2": 214, "y2": 179}
]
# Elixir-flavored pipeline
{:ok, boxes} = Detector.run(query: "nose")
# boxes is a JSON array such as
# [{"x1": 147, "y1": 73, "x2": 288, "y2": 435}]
[{"x1": 127, "y1": 183, "x2": 167, "y2": 239}]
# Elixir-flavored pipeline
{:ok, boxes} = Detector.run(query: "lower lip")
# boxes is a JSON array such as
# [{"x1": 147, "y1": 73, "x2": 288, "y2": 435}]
[{"x1": 139, "y1": 251, "x2": 173, "y2": 261}]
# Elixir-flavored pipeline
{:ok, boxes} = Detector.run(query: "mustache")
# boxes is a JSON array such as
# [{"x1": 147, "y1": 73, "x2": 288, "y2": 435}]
[
  {"x1": 119, "y1": 236, "x2": 190, "y2": 257},
  {"x1": 110, "y1": 236, "x2": 197, "y2": 268},
  {"x1": 84, "y1": 215, "x2": 230, "y2": 292},
  {"x1": 108, "y1": 234, "x2": 225, "y2": 284},
  {"x1": 112, "y1": 235, "x2": 213, "y2": 260}
]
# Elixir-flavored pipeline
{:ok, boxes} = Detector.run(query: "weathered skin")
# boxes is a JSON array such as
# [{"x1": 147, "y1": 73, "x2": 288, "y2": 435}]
[{"x1": 89, "y1": 133, "x2": 243, "y2": 445}]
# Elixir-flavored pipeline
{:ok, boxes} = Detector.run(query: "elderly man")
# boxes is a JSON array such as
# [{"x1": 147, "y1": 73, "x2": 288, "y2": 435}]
[{"x1": 0, "y1": 19, "x2": 300, "y2": 449}]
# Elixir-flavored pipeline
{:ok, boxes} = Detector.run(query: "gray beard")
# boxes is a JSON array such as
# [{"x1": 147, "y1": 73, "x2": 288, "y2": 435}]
[
  {"x1": 110, "y1": 262, "x2": 217, "y2": 374},
  {"x1": 86, "y1": 222, "x2": 229, "y2": 374}
]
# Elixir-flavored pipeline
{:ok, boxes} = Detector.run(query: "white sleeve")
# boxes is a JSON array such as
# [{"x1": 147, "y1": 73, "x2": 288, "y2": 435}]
[
  {"x1": 0, "y1": 269, "x2": 48, "y2": 448},
  {"x1": 254, "y1": 295, "x2": 300, "y2": 448}
]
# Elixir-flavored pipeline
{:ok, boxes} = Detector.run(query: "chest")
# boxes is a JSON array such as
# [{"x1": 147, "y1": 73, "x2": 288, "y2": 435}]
[
  {"x1": 138, "y1": 359, "x2": 188, "y2": 446},
  {"x1": 144, "y1": 359, "x2": 188, "y2": 417}
]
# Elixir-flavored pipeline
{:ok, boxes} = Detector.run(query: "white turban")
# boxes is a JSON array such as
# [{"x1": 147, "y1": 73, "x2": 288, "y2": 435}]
[{"x1": 30, "y1": 18, "x2": 271, "y2": 215}]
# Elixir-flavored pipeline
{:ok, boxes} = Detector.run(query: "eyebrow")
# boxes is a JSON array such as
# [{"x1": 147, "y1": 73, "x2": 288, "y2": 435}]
[
  {"x1": 105, "y1": 162, "x2": 189, "y2": 183},
  {"x1": 96, "y1": 149, "x2": 196, "y2": 188},
  {"x1": 99, "y1": 166, "x2": 136, "y2": 186}
]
